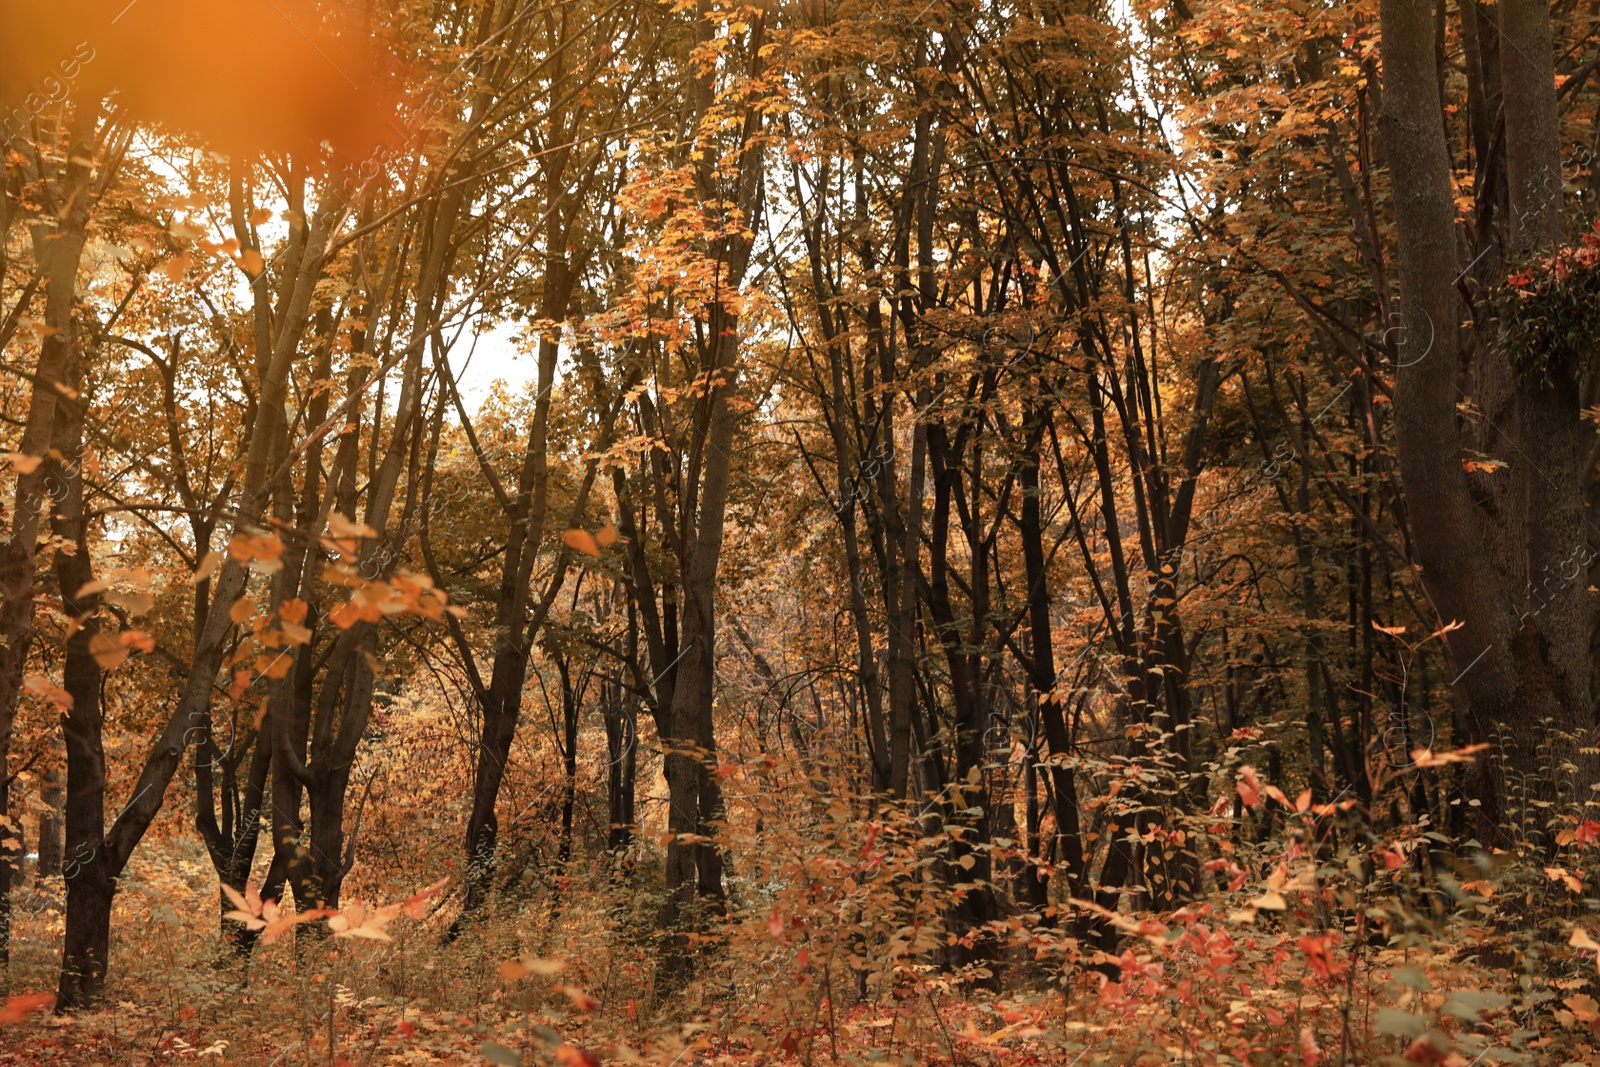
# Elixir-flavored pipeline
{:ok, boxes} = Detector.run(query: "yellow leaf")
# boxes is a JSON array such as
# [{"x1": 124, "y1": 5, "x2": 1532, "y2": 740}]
[
  {"x1": 229, "y1": 598, "x2": 254, "y2": 624},
  {"x1": 4, "y1": 453, "x2": 42, "y2": 474},
  {"x1": 595, "y1": 523, "x2": 619, "y2": 547},
  {"x1": 239, "y1": 249, "x2": 264, "y2": 277}
]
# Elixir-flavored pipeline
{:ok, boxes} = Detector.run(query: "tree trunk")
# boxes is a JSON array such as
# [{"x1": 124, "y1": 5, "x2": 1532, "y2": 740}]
[
  {"x1": 1379, "y1": 0, "x2": 1598, "y2": 840},
  {"x1": 36, "y1": 764, "x2": 62, "y2": 878},
  {"x1": 0, "y1": 108, "x2": 98, "y2": 967}
]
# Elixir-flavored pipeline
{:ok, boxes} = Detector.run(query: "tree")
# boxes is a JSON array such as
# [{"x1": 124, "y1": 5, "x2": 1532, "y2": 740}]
[{"x1": 1379, "y1": 0, "x2": 1598, "y2": 837}]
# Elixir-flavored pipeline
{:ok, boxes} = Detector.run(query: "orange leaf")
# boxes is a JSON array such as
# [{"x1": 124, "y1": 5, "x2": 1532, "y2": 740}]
[
  {"x1": 0, "y1": 992, "x2": 55, "y2": 1024},
  {"x1": 1236, "y1": 765, "x2": 1261, "y2": 808},
  {"x1": 562, "y1": 528, "x2": 601, "y2": 557},
  {"x1": 561, "y1": 985, "x2": 597, "y2": 1011},
  {"x1": 89, "y1": 633, "x2": 129, "y2": 670},
  {"x1": 1409, "y1": 743, "x2": 1490, "y2": 768},
  {"x1": 328, "y1": 512, "x2": 378, "y2": 540},
  {"x1": 24, "y1": 675, "x2": 73, "y2": 710},
  {"x1": 261, "y1": 907, "x2": 335, "y2": 945},
  {"x1": 402, "y1": 876, "x2": 449, "y2": 919},
  {"x1": 162, "y1": 250, "x2": 192, "y2": 282},
  {"x1": 554, "y1": 1046, "x2": 601, "y2": 1067}
]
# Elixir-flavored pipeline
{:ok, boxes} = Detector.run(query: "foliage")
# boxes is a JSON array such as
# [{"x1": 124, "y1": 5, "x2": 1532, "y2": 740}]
[{"x1": 2, "y1": 0, "x2": 1600, "y2": 1064}]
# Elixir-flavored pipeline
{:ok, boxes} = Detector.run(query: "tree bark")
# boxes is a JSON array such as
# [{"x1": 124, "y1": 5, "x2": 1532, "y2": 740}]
[{"x1": 1379, "y1": 0, "x2": 1598, "y2": 839}]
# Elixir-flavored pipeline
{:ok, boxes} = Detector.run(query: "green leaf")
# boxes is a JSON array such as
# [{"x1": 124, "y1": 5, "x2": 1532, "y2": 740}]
[
  {"x1": 1442, "y1": 989, "x2": 1510, "y2": 1021},
  {"x1": 1392, "y1": 966, "x2": 1431, "y2": 991},
  {"x1": 1372, "y1": 1007, "x2": 1428, "y2": 1039},
  {"x1": 480, "y1": 1042, "x2": 523, "y2": 1066}
]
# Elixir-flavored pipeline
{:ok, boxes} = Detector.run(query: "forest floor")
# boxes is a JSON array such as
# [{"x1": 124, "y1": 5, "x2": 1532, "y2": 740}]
[{"x1": 3, "y1": 836, "x2": 1599, "y2": 1066}]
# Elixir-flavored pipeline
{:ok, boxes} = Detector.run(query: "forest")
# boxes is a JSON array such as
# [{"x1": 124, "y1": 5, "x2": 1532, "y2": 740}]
[{"x1": 2, "y1": 0, "x2": 1600, "y2": 1063}]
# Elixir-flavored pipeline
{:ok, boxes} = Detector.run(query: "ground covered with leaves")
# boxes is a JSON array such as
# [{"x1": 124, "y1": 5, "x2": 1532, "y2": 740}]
[{"x1": 6, "y1": 764, "x2": 1600, "y2": 1067}]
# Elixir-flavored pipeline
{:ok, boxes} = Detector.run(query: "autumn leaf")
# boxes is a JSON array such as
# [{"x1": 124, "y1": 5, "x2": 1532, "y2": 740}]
[
  {"x1": 1546, "y1": 866, "x2": 1584, "y2": 893},
  {"x1": 105, "y1": 589, "x2": 155, "y2": 615},
  {"x1": 1236, "y1": 765, "x2": 1261, "y2": 808},
  {"x1": 1568, "y1": 993, "x2": 1600, "y2": 1023},
  {"x1": 90, "y1": 632, "x2": 130, "y2": 670},
  {"x1": 562, "y1": 528, "x2": 601, "y2": 557},
  {"x1": 162, "y1": 250, "x2": 193, "y2": 282},
  {"x1": 1409, "y1": 743, "x2": 1491, "y2": 768},
  {"x1": 0, "y1": 993, "x2": 54, "y2": 1024},
  {"x1": 3, "y1": 453, "x2": 42, "y2": 474},
  {"x1": 1299, "y1": 1025, "x2": 1322, "y2": 1066},
  {"x1": 328, "y1": 512, "x2": 378, "y2": 540},
  {"x1": 326, "y1": 900, "x2": 400, "y2": 941},
  {"x1": 561, "y1": 985, "x2": 598, "y2": 1011},
  {"x1": 193, "y1": 552, "x2": 222, "y2": 584},
  {"x1": 24, "y1": 675, "x2": 73, "y2": 710},
  {"x1": 554, "y1": 1046, "x2": 601, "y2": 1067},
  {"x1": 402, "y1": 876, "x2": 449, "y2": 919}
]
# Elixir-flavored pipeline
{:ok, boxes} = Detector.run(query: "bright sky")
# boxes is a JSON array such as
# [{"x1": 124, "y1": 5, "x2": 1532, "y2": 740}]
[{"x1": 449, "y1": 321, "x2": 539, "y2": 409}]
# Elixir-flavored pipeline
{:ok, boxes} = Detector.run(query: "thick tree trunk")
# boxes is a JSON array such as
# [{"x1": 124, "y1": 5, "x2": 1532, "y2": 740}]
[
  {"x1": 0, "y1": 110, "x2": 97, "y2": 967},
  {"x1": 53, "y1": 355, "x2": 110, "y2": 1010},
  {"x1": 1379, "y1": 0, "x2": 1598, "y2": 838}
]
